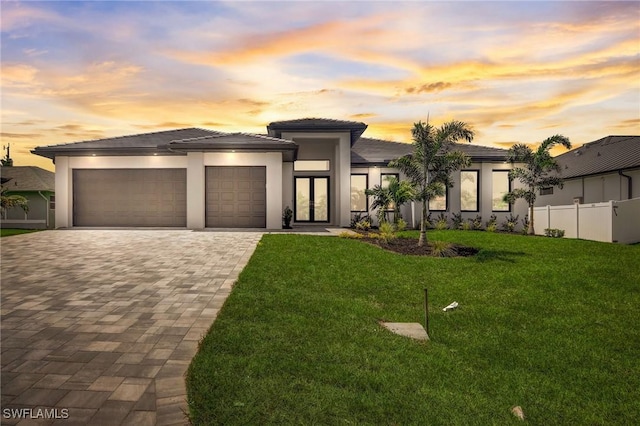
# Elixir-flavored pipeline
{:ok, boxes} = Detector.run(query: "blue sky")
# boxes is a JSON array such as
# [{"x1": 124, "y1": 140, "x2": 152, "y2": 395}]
[{"x1": 1, "y1": 0, "x2": 638, "y2": 171}]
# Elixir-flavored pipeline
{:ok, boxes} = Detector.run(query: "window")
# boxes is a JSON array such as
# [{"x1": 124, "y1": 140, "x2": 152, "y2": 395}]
[
  {"x1": 350, "y1": 174, "x2": 368, "y2": 212},
  {"x1": 540, "y1": 187, "x2": 554, "y2": 195},
  {"x1": 381, "y1": 173, "x2": 399, "y2": 210},
  {"x1": 381, "y1": 173, "x2": 399, "y2": 188},
  {"x1": 49, "y1": 195, "x2": 56, "y2": 210},
  {"x1": 429, "y1": 192, "x2": 447, "y2": 211},
  {"x1": 492, "y1": 171, "x2": 510, "y2": 211},
  {"x1": 294, "y1": 160, "x2": 330, "y2": 171},
  {"x1": 460, "y1": 170, "x2": 479, "y2": 211}
]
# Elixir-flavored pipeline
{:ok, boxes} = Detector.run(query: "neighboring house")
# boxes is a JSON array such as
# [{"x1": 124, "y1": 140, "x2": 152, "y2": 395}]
[
  {"x1": 0, "y1": 166, "x2": 55, "y2": 229},
  {"x1": 32, "y1": 118, "x2": 526, "y2": 229},
  {"x1": 535, "y1": 135, "x2": 640, "y2": 206}
]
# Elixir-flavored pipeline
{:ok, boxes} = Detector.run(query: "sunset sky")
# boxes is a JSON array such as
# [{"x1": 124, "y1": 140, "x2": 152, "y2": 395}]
[{"x1": 2, "y1": 0, "x2": 639, "y2": 171}]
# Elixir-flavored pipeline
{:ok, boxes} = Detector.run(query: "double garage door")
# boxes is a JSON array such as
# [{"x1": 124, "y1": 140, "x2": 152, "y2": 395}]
[{"x1": 72, "y1": 167, "x2": 265, "y2": 228}]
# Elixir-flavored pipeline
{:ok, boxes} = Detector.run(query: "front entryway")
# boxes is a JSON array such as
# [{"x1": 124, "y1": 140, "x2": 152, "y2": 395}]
[{"x1": 294, "y1": 177, "x2": 329, "y2": 223}]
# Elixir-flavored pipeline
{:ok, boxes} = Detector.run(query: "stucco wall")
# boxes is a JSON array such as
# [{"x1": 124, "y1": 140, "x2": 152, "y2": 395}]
[
  {"x1": 55, "y1": 153, "x2": 283, "y2": 229},
  {"x1": 352, "y1": 161, "x2": 526, "y2": 230},
  {"x1": 536, "y1": 169, "x2": 640, "y2": 206}
]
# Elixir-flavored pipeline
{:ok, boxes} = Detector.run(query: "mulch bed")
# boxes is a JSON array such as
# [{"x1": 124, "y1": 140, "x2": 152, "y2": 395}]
[{"x1": 360, "y1": 236, "x2": 479, "y2": 257}]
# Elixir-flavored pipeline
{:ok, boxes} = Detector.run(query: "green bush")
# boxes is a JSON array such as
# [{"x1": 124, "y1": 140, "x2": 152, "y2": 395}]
[
  {"x1": 451, "y1": 212, "x2": 464, "y2": 229},
  {"x1": 434, "y1": 213, "x2": 449, "y2": 230},
  {"x1": 395, "y1": 218, "x2": 407, "y2": 232},
  {"x1": 501, "y1": 213, "x2": 519, "y2": 233},
  {"x1": 378, "y1": 221, "x2": 397, "y2": 243},
  {"x1": 544, "y1": 228, "x2": 565, "y2": 238}
]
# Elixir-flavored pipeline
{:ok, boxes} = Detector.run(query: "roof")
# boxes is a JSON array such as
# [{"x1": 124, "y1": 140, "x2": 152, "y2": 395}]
[
  {"x1": 267, "y1": 118, "x2": 368, "y2": 145},
  {"x1": 0, "y1": 166, "x2": 55, "y2": 192},
  {"x1": 31, "y1": 128, "x2": 298, "y2": 160},
  {"x1": 32, "y1": 128, "x2": 223, "y2": 159},
  {"x1": 555, "y1": 135, "x2": 640, "y2": 179},
  {"x1": 166, "y1": 133, "x2": 298, "y2": 161},
  {"x1": 352, "y1": 137, "x2": 509, "y2": 165}
]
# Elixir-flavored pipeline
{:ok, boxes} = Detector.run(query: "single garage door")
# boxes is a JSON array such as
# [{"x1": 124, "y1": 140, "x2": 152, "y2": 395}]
[
  {"x1": 206, "y1": 166, "x2": 266, "y2": 228},
  {"x1": 73, "y1": 169, "x2": 187, "y2": 227}
]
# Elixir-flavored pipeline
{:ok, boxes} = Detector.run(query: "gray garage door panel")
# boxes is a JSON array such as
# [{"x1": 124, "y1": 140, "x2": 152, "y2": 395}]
[
  {"x1": 206, "y1": 166, "x2": 266, "y2": 228},
  {"x1": 73, "y1": 169, "x2": 187, "y2": 227}
]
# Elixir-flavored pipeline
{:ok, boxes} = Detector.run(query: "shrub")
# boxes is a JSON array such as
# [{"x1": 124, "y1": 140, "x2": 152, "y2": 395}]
[
  {"x1": 282, "y1": 206, "x2": 293, "y2": 229},
  {"x1": 355, "y1": 219, "x2": 371, "y2": 231},
  {"x1": 338, "y1": 231, "x2": 363, "y2": 239},
  {"x1": 424, "y1": 213, "x2": 434, "y2": 229},
  {"x1": 435, "y1": 213, "x2": 449, "y2": 230},
  {"x1": 395, "y1": 218, "x2": 407, "y2": 232},
  {"x1": 430, "y1": 240, "x2": 455, "y2": 257},
  {"x1": 485, "y1": 214, "x2": 497, "y2": 231},
  {"x1": 521, "y1": 215, "x2": 530, "y2": 235},
  {"x1": 378, "y1": 221, "x2": 397, "y2": 243},
  {"x1": 544, "y1": 228, "x2": 565, "y2": 238},
  {"x1": 471, "y1": 215, "x2": 483, "y2": 230},
  {"x1": 501, "y1": 213, "x2": 520, "y2": 233},
  {"x1": 462, "y1": 220, "x2": 472, "y2": 231},
  {"x1": 451, "y1": 212, "x2": 464, "y2": 230}
]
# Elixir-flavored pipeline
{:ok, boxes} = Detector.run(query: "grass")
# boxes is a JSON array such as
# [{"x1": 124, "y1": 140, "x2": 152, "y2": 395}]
[
  {"x1": 0, "y1": 228, "x2": 42, "y2": 238},
  {"x1": 186, "y1": 231, "x2": 640, "y2": 425}
]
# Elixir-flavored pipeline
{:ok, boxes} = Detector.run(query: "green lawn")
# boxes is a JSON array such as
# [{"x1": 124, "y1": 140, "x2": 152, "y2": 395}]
[
  {"x1": 0, "y1": 228, "x2": 42, "y2": 238},
  {"x1": 186, "y1": 231, "x2": 640, "y2": 425}
]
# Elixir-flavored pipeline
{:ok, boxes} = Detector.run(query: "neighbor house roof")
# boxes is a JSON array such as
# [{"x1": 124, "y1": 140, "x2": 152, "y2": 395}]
[
  {"x1": 267, "y1": 118, "x2": 368, "y2": 145},
  {"x1": 351, "y1": 137, "x2": 509, "y2": 166},
  {"x1": 555, "y1": 135, "x2": 640, "y2": 179},
  {"x1": 31, "y1": 128, "x2": 299, "y2": 160},
  {"x1": 166, "y1": 133, "x2": 298, "y2": 161},
  {"x1": 0, "y1": 166, "x2": 55, "y2": 192}
]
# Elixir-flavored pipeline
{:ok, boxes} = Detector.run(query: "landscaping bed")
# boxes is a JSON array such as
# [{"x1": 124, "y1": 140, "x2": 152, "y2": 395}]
[{"x1": 359, "y1": 234, "x2": 479, "y2": 257}]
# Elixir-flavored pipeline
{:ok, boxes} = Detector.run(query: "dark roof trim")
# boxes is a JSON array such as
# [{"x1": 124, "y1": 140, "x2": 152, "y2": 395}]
[{"x1": 267, "y1": 118, "x2": 368, "y2": 145}]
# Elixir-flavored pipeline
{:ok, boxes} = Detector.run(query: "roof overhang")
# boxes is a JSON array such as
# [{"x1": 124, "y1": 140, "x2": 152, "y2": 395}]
[{"x1": 267, "y1": 119, "x2": 368, "y2": 146}]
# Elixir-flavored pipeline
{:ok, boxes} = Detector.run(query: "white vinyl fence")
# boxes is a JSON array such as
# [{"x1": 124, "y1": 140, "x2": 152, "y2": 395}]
[{"x1": 533, "y1": 198, "x2": 640, "y2": 244}]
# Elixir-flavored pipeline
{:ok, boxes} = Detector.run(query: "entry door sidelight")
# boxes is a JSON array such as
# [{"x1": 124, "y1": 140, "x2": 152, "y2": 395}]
[{"x1": 294, "y1": 177, "x2": 329, "y2": 223}]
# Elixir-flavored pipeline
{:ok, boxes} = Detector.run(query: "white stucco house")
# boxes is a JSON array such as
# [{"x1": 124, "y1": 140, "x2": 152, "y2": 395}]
[
  {"x1": 32, "y1": 118, "x2": 526, "y2": 230},
  {"x1": 535, "y1": 135, "x2": 640, "y2": 206}
]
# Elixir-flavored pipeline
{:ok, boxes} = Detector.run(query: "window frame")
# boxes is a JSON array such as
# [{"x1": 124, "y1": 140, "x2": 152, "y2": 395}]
[
  {"x1": 350, "y1": 174, "x2": 369, "y2": 213},
  {"x1": 491, "y1": 170, "x2": 511, "y2": 212},
  {"x1": 460, "y1": 170, "x2": 480, "y2": 212},
  {"x1": 381, "y1": 173, "x2": 400, "y2": 211},
  {"x1": 428, "y1": 189, "x2": 448, "y2": 212},
  {"x1": 293, "y1": 160, "x2": 331, "y2": 172}
]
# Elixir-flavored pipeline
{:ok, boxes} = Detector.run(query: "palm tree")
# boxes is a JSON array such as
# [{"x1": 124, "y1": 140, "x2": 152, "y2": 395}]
[
  {"x1": 389, "y1": 119, "x2": 474, "y2": 246},
  {"x1": 387, "y1": 177, "x2": 415, "y2": 223},
  {"x1": 366, "y1": 184, "x2": 393, "y2": 224},
  {"x1": 503, "y1": 135, "x2": 571, "y2": 235}
]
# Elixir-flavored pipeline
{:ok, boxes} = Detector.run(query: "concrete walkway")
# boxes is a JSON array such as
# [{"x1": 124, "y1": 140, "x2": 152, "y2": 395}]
[{"x1": 1, "y1": 230, "x2": 263, "y2": 425}]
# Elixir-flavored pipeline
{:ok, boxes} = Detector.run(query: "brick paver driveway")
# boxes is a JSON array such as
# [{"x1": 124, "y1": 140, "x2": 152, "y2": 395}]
[{"x1": 1, "y1": 230, "x2": 263, "y2": 425}]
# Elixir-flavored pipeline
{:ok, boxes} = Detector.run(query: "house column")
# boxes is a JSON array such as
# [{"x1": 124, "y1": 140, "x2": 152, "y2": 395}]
[
  {"x1": 54, "y1": 156, "x2": 71, "y2": 228},
  {"x1": 337, "y1": 134, "x2": 351, "y2": 227},
  {"x1": 186, "y1": 152, "x2": 205, "y2": 229}
]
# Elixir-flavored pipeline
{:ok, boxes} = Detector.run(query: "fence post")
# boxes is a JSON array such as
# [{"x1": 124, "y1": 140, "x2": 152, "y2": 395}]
[{"x1": 575, "y1": 202, "x2": 580, "y2": 239}]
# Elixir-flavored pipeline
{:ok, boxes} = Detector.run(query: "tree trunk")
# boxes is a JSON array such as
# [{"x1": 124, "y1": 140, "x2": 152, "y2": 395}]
[
  {"x1": 528, "y1": 203, "x2": 535, "y2": 235},
  {"x1": 418, "y1": 200, "x2": 428, "y2": 246}
]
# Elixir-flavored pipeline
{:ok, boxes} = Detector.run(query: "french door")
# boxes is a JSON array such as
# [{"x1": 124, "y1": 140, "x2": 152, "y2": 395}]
[{"x1": 294, "y1": 177, "x2": 329, "y2": 223}]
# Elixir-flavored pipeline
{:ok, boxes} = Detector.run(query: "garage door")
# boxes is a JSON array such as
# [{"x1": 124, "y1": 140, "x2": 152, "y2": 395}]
[
  {"x1": 206, "y1": 166, "x2": 266, "y2": 228},
  {"x1": 73, "y1": 169, "x2": 187, "y2": 227}
]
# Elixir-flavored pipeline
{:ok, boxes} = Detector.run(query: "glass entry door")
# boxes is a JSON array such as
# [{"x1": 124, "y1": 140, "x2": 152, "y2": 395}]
[{"x1": 295, "y1": 177, "x2": 329, "y2": 222}]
